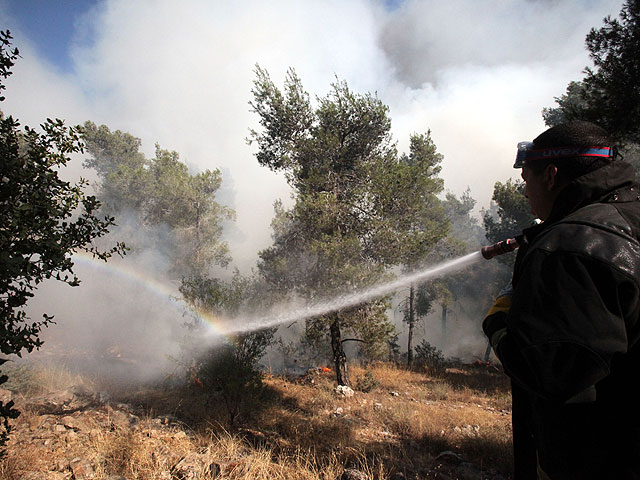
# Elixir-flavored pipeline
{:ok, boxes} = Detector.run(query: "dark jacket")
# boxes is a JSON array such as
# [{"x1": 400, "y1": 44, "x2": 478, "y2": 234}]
[{"x1": 483, "y1": 161, "x2": 640, "y2": 479}]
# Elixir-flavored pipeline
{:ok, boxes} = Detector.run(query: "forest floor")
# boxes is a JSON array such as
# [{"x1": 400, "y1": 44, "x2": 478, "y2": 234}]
[{"x1": 0, "y1": 360, "x2": 513, "y2": 480}]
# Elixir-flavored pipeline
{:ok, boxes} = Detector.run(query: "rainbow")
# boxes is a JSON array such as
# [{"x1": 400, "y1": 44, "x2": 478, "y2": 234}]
[{"x1": 70, "y1": 251, "x2": 230, "y2": 337}]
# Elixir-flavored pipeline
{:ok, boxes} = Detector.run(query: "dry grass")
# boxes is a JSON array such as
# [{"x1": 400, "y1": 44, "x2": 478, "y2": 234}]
[
  {"x1": 0, "y1": 360, "x2": 513, "y2": 479},
  {"x1": 1, "y1": 359, "x2": 93, "y2": 395}
]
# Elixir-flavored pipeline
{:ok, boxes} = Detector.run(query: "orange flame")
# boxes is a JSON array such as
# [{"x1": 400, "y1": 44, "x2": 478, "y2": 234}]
[
  {"x1": 321, "y1": 367, "x2": 332, "y2": 373},
  {"x1": 192, "y1": 374, "x2": 204, "y2": 388}
]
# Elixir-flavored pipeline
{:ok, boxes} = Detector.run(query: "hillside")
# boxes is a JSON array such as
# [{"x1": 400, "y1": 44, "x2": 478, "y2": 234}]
[{"x1": 0, "y1": 361, "x2": 512, "y2": 480}]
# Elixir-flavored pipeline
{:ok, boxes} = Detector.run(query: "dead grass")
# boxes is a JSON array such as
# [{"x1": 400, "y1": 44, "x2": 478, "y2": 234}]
[
  {"x1": 1, "y1": 359, "x2": 93, "y2": 396},
  {"x1": 0, "y1": 360, "x2": 513, "y2": 479}
]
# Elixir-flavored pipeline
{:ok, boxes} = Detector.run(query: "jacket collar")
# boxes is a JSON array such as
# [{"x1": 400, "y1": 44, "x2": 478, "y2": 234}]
[{"x1": 523, "y1": 161, "x2": 637, "y2": 242}]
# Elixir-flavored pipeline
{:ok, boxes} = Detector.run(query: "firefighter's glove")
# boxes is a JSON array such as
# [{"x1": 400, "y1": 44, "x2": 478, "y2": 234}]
[{"x1": 482, "y1": 282, "x2": 513, "y2": 349}]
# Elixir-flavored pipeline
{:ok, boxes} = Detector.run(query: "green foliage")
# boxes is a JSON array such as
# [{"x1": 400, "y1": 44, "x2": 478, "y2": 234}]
[
  {"x1": 542, "y1": 1, "x2": 640, "y2": 163},
  {"x1": 195, "y1": 333, "x2": 272, "y2": 427},
  {"x1": 355, "y1": 370, "x2": 379, "y2": 393},
  {"x1": 0, "y1": 31, "x2": 124, "y2": 451},
  {"x1": 481, "y1": 179, "x2": 534, "y2": 297},
  {"x1": 82, "y1": 122, "x2": 234, "y2": 276},
  {"x1": 414, "y1": 339, "x2": 446, "y2": 376},
  {"x1": 483, "y1": 179, "x2": 534, "y2": 244},
  {"x1": 249, "y1": 66, "x2": 449, "y2": 384},
  {"x1": 443, "y1": 189, "x2": 485, "y2": 251},
  {"x1": 180, "y1": 270, "x2": 275, "y2": 426}
]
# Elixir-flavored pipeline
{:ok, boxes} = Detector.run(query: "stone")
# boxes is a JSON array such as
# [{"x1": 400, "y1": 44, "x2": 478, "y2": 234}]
[
  {"x1": 390, "y1": 391, "x2": 399, "y2": 397},
  {"x1": 171, "y1": 453, "x2": 217, "y2": 480},
  {"x1": 334, "y1": 385, "x2": 354, "y2": 397},
  {"x1": 434, "y1": 451, "x2": 464, "y2": 465},
  {"x1": 69, "y1": 457, "x2": 96, "y2": 479},
  {"x1": 97, "y1": 391, "x2": 110, "y2": 404},
  {"x1": 107, "y1": 406, "x2": 136, "y2": 429},
  {"x1": 0, "y1": 388, "x2": 12, "y2": 404},
  {"x1": 341, "y1": 468, "x2": 369, "y2": 480},
  {"x1": 373, "y1": 403, "x2": 383, "y2": 411},
  {"x1": 19, "y1": 473, "x2": 47, "y2": 480},
  {"x1": 62, "y1": 415, "x2": 90, "y2": 431}
]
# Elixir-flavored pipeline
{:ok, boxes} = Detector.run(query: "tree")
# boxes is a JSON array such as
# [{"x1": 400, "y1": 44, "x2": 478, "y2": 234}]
[
  {"x1": 483, "y1": 179, "x2": 534, "y2": 246},
  {"x1": 542, "y1": 1, "x2": 640, "y2": 164},
  {"x1": 82, "y1": 122, "x2": 234, "y2": 276},
  {"x1": 390, "y1": 134, "x2": 449, "y2": 367},
  {"x1": 0, "y1": 31, "x2": 125, "y2": 450},
  {"x1": 482, "y1": 179, "x2": 534, "y2": 290},
  {"x1": 249, "y1": 67, "x2": 449, "y2": 385}
]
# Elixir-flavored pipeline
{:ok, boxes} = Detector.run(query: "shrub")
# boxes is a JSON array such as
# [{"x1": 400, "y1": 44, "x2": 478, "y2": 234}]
[
  {"x1": 355, "y1": 370, "x2": 379, "y2": 393},
  {"x1": 196, "y1": 330, "x2": 274, "y2": 427},
  {"x1": 414, "y1": 340, "x2": 446, "y2": 376}
]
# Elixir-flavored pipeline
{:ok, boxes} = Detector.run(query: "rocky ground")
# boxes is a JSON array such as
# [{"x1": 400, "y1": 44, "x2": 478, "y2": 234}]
[{"x1": 0, "y1": 364, "x2": 513, "y2": 480}]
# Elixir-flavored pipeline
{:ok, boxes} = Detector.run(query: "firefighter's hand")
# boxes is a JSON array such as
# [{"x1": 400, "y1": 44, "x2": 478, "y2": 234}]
[{"x1": 482, "y1": 282, "x2": 513, "y2": 349}]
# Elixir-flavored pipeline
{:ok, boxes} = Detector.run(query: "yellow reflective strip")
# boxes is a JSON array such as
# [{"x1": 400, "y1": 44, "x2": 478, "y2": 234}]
[{"x1": 485, "y1": 295, "x2": 511, "y2": 317}]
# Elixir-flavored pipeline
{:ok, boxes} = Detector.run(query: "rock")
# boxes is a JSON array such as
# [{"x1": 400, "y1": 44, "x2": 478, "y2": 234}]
[
  {"x1": 0, "y1": 388, "x2": 12, "y2": 404},
  {"x1": 69, "y1": 456, "x2": 96, "y2": 479},
  {"x1": 434, "y1": 451, "x2": 464, "y2": 465},
  {"x1": 19, "y1": 473, "x2": 48, "y2": 480},
  {"x1": 171, "y1": 453, "x2": 218, "y2": 480},
  {"x1": 341, "y1": 468, "x2": 369, "y2": 480},
  {"x1": 62, "y1": 415, "x2": 91, "y2": 431},
  {"x1": 373, "y1": 403, "x2": 383, "y2": 411},
  {"x1": 97, "y1": 391, "x2": 110, "y2": 404},
  {"x1": 107, "y1": 406, "x2": 137, "y2": 429},
  {"x1": 55, "y1": 424, "x2": 67, "y2": 433},
  {"x1": 390, "y1": 391, "x2": 399, "y2": 397},
  {"x1": 334, "y1": 385, "x2": 354, "y2": 397}
]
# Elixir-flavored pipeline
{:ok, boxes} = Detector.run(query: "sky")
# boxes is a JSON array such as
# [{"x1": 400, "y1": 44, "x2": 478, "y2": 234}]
[
  {"x1": 0, "y1": 0, "x2": 628, "y2": 371},
  {"x1": 0, "y1": 0, "x2": 625, "y2": 270}
]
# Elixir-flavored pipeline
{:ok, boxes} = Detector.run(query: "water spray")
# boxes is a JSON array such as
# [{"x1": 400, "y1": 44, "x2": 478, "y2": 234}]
[{"x1": 213, "y1": 237, "x2": 526, "y2": 336}]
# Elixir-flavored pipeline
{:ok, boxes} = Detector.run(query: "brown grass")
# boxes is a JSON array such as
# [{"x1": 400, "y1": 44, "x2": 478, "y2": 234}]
[{"x1": 0, "y1": 361, "x2": 513, "y2": 479}]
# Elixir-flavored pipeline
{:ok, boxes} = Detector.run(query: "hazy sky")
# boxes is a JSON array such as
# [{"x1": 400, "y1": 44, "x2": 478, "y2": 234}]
[
  {"x1": 0, "y1": 0, "x2": 625, "y2": 268},
  {"x1": 1, "y1": 0, "x2": 628, "y2": 373}
]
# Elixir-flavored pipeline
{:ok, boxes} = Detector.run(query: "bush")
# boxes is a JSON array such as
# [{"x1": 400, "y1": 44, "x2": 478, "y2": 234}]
[
  {"x1": 414, "y1": 340, "x2": 446, "y2": 376},
  {"x1": 195, "y1": 330, "x2": 274, "y2": 427},
  {"x1": 356, "y1": 370, "x2": 379, "y2": 393}
]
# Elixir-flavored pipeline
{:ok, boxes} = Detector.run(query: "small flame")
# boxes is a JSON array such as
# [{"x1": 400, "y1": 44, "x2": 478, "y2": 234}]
[{"x1": 321, "y1": 367, "x2": 332, "y2": 373}]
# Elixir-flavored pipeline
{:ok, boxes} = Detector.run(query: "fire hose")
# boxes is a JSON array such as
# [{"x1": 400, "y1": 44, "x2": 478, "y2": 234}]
[{"x1": 480, "y1": 236, "x2": 522, "y2": 260}]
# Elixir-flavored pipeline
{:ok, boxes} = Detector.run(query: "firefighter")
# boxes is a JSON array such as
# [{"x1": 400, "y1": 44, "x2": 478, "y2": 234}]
[{"x1": 483, "y1": 121, "x2": 640, "y2": 479}]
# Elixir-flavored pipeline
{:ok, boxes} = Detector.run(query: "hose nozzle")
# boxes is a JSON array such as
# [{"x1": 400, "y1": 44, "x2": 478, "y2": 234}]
[{"x1": 481, "y1": 237, "x2": 520, "y2": 260}]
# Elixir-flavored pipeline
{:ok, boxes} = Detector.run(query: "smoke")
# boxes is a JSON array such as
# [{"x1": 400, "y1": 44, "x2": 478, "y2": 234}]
[
  {"x1": 24, "y1": 212, "x2": 224, "y2": 385},
  {"x1": 0, "y1": 0, "x2": 626, "y2": 378},
  {"x1": 1, "y1": 0, "x2": 624, "y2": 266}
]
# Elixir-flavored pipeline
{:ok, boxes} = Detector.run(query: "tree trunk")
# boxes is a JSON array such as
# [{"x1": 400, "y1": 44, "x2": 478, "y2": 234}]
[
  {"x1": 330, "y1": 316, "x2": 349, "y2": 386},
  {"x1": 441, "y1": 303, "x2": 447, "y2": 347},
  {"x1": 407, "y1": 284, "x2": 415, "y2": 368}
]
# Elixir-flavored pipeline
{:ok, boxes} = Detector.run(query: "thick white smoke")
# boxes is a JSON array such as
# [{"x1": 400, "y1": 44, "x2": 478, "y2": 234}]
[{"x1": 0, "y1": 0, "x2": 625, "y2": 377}]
